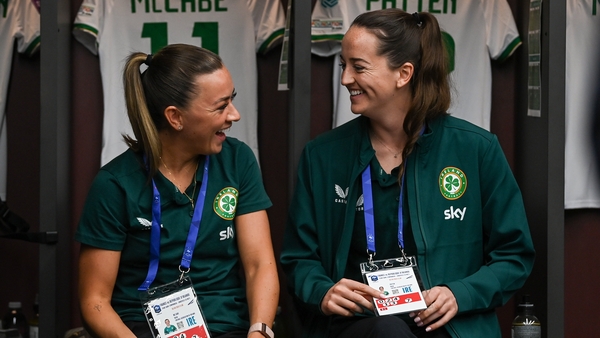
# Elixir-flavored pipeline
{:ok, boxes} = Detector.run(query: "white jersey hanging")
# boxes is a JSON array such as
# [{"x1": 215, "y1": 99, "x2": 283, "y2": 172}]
[
  {"x1": 73, "y1": 0, "x2": 285, "y2": 166},
  {"x1": 564, "y1": 0, "x2": 600, "y2": 209},
  {"x1": 0, "y1": 0, "x2": 40, "y2": 200}
]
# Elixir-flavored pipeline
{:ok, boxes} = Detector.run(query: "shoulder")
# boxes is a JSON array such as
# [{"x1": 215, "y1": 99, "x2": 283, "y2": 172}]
[
  {"x1": 212, "y1": 138, "x2": 261, "y2": 175},
  {"x1": 431, "y1": 115, "x2": 496, "y2": 145},
  {"x1": 304, "y1": 116, "x2": 367, "y2": 153},
  {"x1": 98, "y1": 149, "x2": 145, "y2": 180},
  {"x1": 219, "y1": 137, "x2": 257, "y2": 162},
  {"x1": 419, "y1": 115, "x2": 502, "y2": 162}
]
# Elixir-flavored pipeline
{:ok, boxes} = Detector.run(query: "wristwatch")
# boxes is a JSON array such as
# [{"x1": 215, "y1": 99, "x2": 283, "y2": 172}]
[{"x1": 248, "y1": 322, "x2": 274, "y2": 338}]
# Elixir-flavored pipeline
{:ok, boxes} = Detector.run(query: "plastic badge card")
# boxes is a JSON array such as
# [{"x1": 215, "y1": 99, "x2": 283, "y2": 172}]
[
  {"x1": 141, "y1": 277, "x2": 211, "y2": 338},
  {"x1": 361, "y1": 257, "x2": 427, "y2": 316}
]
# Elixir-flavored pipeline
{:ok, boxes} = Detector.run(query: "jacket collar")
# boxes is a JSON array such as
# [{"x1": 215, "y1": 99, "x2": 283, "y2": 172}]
[{"x1": 357, "y1": 116, "x2": 377, "y2": 168}]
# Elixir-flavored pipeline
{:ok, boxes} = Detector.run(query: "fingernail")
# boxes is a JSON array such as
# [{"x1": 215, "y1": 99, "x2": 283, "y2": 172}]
[
  {"x1": 379, "y1": 294, "x2": 386, "y2": 298},
  {"x1": 425, "y1": 327, "x2": 432, "y2": 332},
  {"x1": 409, "y1": 312, "x2": 415, "y2": 318},
  {"x1": 416, "y1": 322, "x2": 423, "y2": 327},
  {"x1": 414, "y1": 317, "x2": 421, "y2": 323}
]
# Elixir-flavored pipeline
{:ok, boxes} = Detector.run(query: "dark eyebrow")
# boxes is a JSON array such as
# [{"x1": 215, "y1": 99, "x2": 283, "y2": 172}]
[
  {"x1": 348, "y1": 57, "x2": 368, "y2": 63},
  {"x1": 340, "y1": 54, "x2": 369, "y2": 64},
  {"x1": 213, "y1": 88, "x2": 236, "y2": 106}
]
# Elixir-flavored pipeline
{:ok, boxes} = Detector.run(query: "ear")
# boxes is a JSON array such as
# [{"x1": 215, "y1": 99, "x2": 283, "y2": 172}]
[
  {"x1": 164, "y1": 105, "x2": 183, "y2": 131},
  {"x1": 396, "y1": 62, "x2": 414, "y2": 88}
]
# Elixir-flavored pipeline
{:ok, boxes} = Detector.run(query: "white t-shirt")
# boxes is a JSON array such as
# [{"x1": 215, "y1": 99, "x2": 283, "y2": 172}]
[
  {"x1": 73, "y1": 0, "x2": 285, "y2": 165},
  {"x1": 564, "y1": 0, "x2": 600, "y2": 209},
  {"x1": 310, "y1": 0, "x2": 521, "y2": 130},
  {"x1": 0, "y1": 0, "x2": 40, "y2": 200}
]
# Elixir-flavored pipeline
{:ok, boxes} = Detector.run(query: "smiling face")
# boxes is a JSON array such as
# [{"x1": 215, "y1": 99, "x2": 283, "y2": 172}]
[
  {"x1": 179, "y1": 66, "x2": 240, "y2": 155},
  {"x1": 340, "y1": 26, "x2": 409, "y2": 119}
]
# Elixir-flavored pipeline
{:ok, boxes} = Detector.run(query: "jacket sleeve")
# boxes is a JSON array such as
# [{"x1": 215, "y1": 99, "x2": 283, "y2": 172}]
[
  {"x1": 280, "y1": 147, "x2": 335, "y2": 314},
  {"x1": 444, "y1": 136, "x2": 535, "y2": 313}
]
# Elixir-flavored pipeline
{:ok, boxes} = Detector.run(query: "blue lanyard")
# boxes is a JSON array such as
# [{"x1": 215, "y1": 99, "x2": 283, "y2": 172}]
[
  {"x1": 361, "y1": 163, "x2": 406, "y2": 260},
  {"x1": 362, "y1": 126, "x2": 424, "y2": 260},
  {"x1": 138, "y1": 155, "x2": 210, "y2": 291}
]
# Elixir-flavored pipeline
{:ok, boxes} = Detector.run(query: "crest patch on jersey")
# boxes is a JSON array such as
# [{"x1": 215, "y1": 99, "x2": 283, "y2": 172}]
[
  {"x1": 439, "y1": 167, "x2": 467, "y2": 200},
  {"x1": 78, "y1": 5, "x2": 95, "y2": 16},
  {"x1": 311, "y1": 18, "x2": 344, "y2": 30},
  {"x1": 320, "y1": 0, "x2": 339, "y2": 8},
  {"x1": 213, "y1": 187, "x2": 238, "y2": 220}
]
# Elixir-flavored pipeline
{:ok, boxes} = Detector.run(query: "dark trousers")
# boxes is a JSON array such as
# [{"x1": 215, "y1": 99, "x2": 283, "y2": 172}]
[{"x1": 332, "y1": 316, "x2": 453, "y2": 338}]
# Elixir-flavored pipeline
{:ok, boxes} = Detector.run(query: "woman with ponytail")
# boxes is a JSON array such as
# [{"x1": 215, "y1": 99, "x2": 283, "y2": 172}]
[
  {"x1": 77, "y1": 44, "x2": 278, "y2": 338},
  {"x1": 281, "y1": 9, "x2": 534, "y2": 338}
]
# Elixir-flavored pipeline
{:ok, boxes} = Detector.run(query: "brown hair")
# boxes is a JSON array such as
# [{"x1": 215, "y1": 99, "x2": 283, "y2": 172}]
[
  {"x1": 122, "y1": 44, "x2": 223, "y2": 177},
  {"x1": 351, "y1": 9, "x2": 451, "y2": 179}
]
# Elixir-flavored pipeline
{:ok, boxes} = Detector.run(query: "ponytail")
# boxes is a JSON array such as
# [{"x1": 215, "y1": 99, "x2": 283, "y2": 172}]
[{"x1": 122, "y1": 53, "x2": 162, "y2": 178}]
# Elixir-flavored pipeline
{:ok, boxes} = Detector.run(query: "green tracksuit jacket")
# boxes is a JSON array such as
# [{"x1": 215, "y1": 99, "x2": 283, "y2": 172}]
[{"x1": 280, "y1": 115, "x2": 535, "y2": 337}]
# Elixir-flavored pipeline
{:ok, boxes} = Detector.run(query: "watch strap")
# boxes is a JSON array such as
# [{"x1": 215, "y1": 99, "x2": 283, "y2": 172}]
[{"x1": 248, "y1": 322, "x2": 274, "y2": 338}]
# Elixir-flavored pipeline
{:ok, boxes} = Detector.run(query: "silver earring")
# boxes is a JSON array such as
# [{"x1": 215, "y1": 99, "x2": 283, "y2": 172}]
[{"x1": 178, "y1": 125, "x2": 183, "y2": 130}]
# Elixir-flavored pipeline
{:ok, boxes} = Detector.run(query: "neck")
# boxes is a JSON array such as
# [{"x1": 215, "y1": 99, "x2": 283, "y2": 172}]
[
  {"x1": 370, "y1": 121, "x2": 407, "y2": 150},
  {"x1": 369, "y1": 121, "x2": 409, "y2": 174},
  {"x1": 159, "y1": 155, "x2": 199, "y2": 192}
]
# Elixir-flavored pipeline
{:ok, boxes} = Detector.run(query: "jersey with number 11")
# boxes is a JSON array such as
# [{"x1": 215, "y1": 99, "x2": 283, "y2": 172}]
[{"x1": 73, "y1": 0, "x2": 285, "y2": 166}]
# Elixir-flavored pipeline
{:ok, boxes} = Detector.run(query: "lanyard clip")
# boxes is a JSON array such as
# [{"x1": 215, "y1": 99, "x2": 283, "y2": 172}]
[
  {"x1": 398, "y1": 246, "x2": 409, "y2": 265},
  {"x1": 178, "y1": 265, "x2": 190, "y2": 283},
  {"x1": 367, "y1": 250, "x2": 378, "y2": 271}
]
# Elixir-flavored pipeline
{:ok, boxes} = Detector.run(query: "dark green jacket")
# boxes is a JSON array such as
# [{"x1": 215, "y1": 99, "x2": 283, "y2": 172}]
[{"x1": 280, "y1": 115, "x2": 535, "y2": 337}]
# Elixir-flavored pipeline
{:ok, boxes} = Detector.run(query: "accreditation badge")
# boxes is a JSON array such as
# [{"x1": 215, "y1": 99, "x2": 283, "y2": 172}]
[
  {"x1": 360, "y1": 256, "x2": 427, "y2": 316},
  {"x1": 140, "y1": 276, "x2": 211, "y2": 338}
]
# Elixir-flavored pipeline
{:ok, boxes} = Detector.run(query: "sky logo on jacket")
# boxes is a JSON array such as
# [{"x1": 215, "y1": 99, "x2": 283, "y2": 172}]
[{"x1": 444, "y1": 206, "x2": 466, "y2": 221}]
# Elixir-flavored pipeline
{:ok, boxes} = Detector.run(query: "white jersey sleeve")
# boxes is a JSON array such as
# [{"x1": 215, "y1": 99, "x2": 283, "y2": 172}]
[
  {"x1": 564, "y1": 0, "x2": 600, "y2": 209},
  {"x1": 313, "y1": 0, "x2": 521, "y2": 131},
  {"x1": 0, "y1": 0, "x2": 40, "y2": 200},
  {"x1": 73, "y1": 0, "x2": 285, "y2": 166}
]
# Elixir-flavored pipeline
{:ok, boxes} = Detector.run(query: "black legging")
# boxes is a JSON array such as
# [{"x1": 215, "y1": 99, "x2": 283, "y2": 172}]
[{"x1": 333, "y1": 316, "x2": 453, "y2": 338}]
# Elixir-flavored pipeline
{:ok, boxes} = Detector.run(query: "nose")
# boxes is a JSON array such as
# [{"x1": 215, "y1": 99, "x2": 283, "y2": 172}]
[
  {"x1": 228, "y1": 102, "x2": 241, "y2": 122},
  {"x1": 340, "y1": 67, "x2": 353, "y2": 87}
]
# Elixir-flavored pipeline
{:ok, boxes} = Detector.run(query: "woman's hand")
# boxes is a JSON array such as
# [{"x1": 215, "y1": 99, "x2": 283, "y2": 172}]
[
  {"x1": 320, "y1": 278, "x2": 383, "y2": 316},
  {"x1": 409, "y1": 286, "x2": 458, "y2": 332}
]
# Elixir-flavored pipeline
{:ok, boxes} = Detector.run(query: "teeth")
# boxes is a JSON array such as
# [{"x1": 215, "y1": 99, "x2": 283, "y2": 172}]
[{"x1": 350, "y1": 90, "x2": 363, "y2": 96}]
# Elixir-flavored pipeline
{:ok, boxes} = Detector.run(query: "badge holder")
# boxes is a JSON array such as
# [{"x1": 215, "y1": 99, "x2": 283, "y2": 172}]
[
  {"x1": 140, "y1": 276, "x2": 211, "y2": 338},
  {"x1": 360, "y1": 256, "x2": 427, "y2": 316}
]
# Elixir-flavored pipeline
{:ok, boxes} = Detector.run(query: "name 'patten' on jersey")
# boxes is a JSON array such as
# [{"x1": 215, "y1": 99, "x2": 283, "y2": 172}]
[{"x1": 362, "y1": 0, "x2": 456, "y2": 13}]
